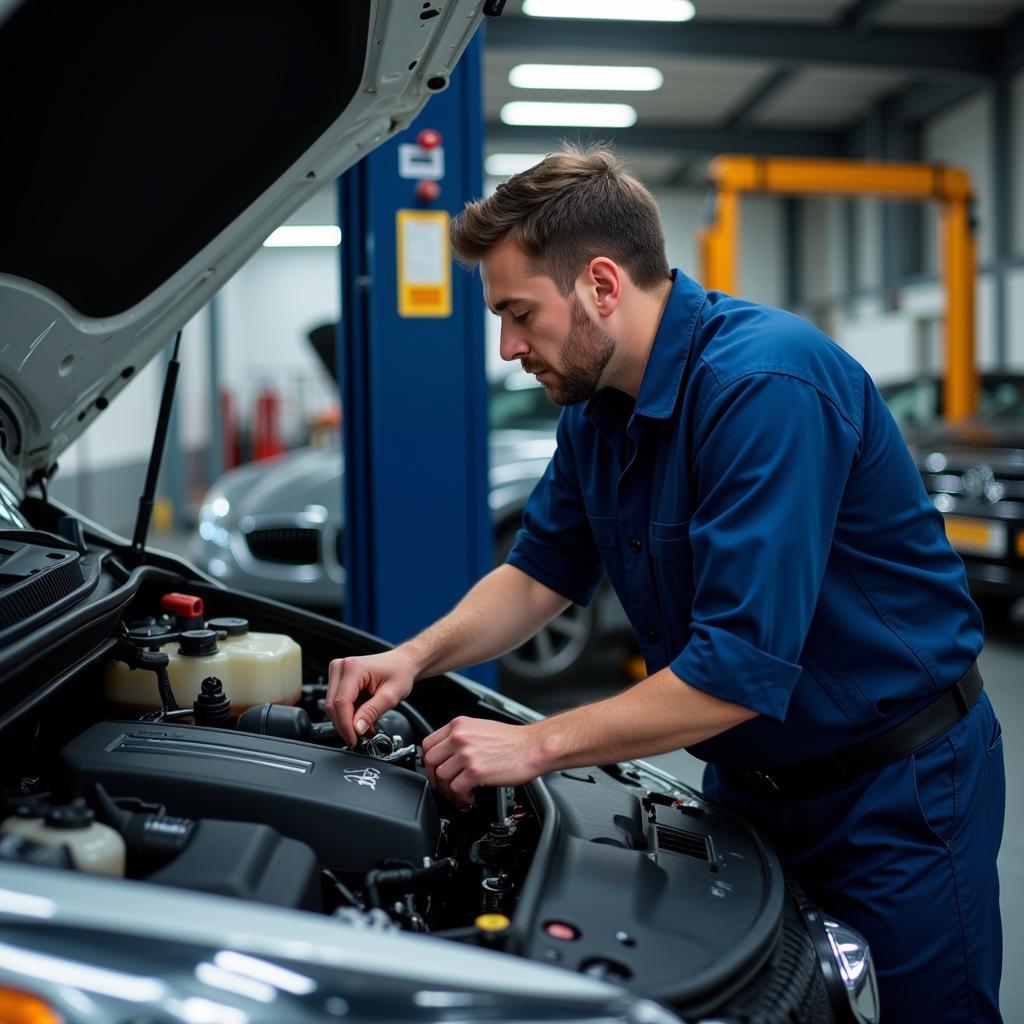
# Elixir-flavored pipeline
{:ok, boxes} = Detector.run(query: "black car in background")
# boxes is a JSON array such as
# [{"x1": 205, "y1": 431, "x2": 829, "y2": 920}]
[{"x1": 880, "y1": 375, "x2": 1024, "y2": 606}]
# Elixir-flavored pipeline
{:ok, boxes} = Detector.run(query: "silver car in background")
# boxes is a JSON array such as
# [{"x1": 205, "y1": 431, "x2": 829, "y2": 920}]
[{"x1": 193, "y1": 372, "x2": 631, "y2": 688}]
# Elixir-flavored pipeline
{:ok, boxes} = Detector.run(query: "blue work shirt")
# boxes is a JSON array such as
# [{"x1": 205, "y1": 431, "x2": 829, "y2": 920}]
[{"x1": 507, "y1": 270, "x2": 983, "y2": 767}]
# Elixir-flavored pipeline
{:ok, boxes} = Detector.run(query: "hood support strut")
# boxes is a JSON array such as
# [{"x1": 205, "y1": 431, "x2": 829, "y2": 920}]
[{"x1": 130, "y1": 331, "x2": 182, "y2": 561}]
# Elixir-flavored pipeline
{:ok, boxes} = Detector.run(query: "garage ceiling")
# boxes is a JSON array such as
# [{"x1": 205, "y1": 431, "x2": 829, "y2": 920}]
[{"x1": 484, "y1": 0, "x2": 1024, "y2": 183}]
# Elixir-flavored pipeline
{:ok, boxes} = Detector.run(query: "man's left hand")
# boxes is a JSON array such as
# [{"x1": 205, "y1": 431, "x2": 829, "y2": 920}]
[{"x1": 421, "y1": 717, "x2": 545, "y2": 808}]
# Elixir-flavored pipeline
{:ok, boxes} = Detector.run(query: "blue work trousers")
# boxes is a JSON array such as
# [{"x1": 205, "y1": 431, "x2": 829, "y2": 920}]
[{"x1": 705, "y1": 692, "x2": 1005, "y2": 1023}]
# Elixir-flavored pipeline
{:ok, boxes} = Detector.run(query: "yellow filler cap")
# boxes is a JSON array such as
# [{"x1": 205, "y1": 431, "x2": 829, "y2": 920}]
[{"x1": 475, "y1": 913, "x2": 511, "y2": 933}]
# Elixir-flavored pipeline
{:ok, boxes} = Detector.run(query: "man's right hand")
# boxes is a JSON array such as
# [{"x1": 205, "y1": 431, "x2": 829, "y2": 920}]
[{"x1": 325, "y1": 649, "x2": 418, "y2": 746}]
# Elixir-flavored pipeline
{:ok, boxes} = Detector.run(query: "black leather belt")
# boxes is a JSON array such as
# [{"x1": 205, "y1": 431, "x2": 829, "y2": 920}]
[{"x1": 721, "y1": 662, "x2": 984, "y2": 799}]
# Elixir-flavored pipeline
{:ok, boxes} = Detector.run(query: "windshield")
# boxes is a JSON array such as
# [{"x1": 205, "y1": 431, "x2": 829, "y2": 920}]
[
  {"x1": 984, "y1": 378, "x2": 1024, "y2": 419},
  {"x1": 880, "y1": 375, "x2": 1024, "y2": 427}
]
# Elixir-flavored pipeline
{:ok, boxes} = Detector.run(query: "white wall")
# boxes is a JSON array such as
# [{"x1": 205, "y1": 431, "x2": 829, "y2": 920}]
[
  {"x1": 217, "y1": 243, "x2": 339, "y2": 443},
  {"x1": 1008, "y1": 267, "x2": 1024, "y2": 369},
  {"x1": 855, "y1": 197, "x2": 883, "y2": 294},
  {"x1": 922, "y1": 91, "x2": 995, "y2": 272},
  {"x1": 835, "y1": 298, "x2": 917, "y2": 385}
]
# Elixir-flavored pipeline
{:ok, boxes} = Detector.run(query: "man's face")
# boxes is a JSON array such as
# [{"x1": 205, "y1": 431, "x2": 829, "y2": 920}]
[{"x1": 481, "y1": 238, "x2": 615, "y2": 406}]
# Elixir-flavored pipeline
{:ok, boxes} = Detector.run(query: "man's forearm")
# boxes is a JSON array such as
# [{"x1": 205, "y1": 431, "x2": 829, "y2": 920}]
[
  {"x1": 400, "y1": 563, "x2": 571, "y2": 679},
  {"x1": 528, "y1": 665, "x2": 757, "y2": 773}
]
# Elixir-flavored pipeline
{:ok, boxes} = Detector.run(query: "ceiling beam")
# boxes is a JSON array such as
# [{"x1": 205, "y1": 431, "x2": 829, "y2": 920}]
[
  {"x1": 839, "y1": 0, "x2": 899, "y2": 32},
  {"x1": 895, "y1": 80, "x2": 982, "y2": 124},
  {"x1": 486, "y1": 17, "x2": 994, "y2": 80},
  {"x1": 487, "y1": 122, "x2": 848, "y2": 159},
  {"x1": 722, "y1": 68, "x2": 798, "y2": 131}
]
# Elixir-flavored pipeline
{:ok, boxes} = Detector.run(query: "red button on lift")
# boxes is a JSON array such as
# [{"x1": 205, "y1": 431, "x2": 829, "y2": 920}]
[
  {"x1": 416, "y1": 179, "x2": 441, "y2": 203},
  {"x1": 417, "y1": 128, "x2": 442, "y2": 149},
  {"x1": 544, "y1": 921, "x2": 580, "y2": 942},
  {"x1": 415, "y1": 129, "x2": 443, "y2": 203}
]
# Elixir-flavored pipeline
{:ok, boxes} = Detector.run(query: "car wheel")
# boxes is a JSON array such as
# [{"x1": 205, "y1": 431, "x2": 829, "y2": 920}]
[{"x1": 496, "y1": 527, "x2": 599, "y2": 689}]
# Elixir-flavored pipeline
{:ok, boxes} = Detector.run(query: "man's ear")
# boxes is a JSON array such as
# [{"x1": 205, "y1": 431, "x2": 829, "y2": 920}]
[{"x1": 585, "y1": 257, "x2": 622, "y2": 318}]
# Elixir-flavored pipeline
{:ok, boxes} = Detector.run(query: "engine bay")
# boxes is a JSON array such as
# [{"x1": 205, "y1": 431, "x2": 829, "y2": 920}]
[
  {"x1": 3, "y1": 587, "x2": 546, "y2": 943},
  {"x1": 0, "y1": 528, "x2": 800, "y2": 1017}
]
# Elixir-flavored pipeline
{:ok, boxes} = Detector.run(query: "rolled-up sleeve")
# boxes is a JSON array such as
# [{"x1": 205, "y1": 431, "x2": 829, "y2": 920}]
[
  {"x1": 670, "y1": 371, "x2": 861, "y2": 720},
  {"x1": 507, "y1": 414, "x2": 604, "y2": 606}
]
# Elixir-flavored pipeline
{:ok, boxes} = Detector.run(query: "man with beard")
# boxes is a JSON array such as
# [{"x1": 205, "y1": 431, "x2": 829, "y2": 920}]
[{"x1": 326, "y1": 146, "x2": 1003, "y2": 1022}]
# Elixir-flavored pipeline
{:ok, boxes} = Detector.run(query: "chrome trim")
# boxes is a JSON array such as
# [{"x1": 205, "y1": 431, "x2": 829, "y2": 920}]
[
  {"x1": 114, "y1": 735, "x2": 314, "y2": 774},
  {"x1": 822, "y1": 916, "x2": 880, "y2": 1024}
]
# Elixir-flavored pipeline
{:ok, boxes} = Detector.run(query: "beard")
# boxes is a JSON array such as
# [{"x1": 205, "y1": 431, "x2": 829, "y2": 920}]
[{"x1": 522, "y1": 296, "x2": 615, "y2": 406}]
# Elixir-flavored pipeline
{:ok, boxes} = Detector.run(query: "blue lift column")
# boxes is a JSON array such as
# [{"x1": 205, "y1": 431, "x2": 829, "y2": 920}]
[{"x1": 337, "y1": 35, "x2": 494, "y2": 686}]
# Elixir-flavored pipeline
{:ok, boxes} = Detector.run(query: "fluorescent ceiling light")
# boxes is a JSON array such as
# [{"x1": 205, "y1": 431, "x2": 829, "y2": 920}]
[
  {"x1": 500, "y1": 102, "x2": 637, "y2": 128},
  {"x1": 485, "y1": 153, "x2": 549, "y2": 177},
  {"x1": 263, "y1": 225, "x2": 341, "y2": 248},
  {"x1": 522, "y1": 0, "x2": 695, "y2": 21},
  {"x1": 510, "y1": 64, "x2": 663, "y2": 92}
]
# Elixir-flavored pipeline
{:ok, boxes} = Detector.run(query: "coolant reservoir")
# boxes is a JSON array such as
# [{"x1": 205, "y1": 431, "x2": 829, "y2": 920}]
[
  {"x1": 1, "y1": 801, "x2": 126, "y2": 877},
  {"x1": 203, "y1": 618, "x2": 303, "y2": 712},
  {"x1": 105, "y1": 621, "x2": 301, "y2": 714}
]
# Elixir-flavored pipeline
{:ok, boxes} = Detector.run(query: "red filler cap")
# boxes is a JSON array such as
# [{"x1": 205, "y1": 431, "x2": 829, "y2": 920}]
[
  {"x1": 416, "y1": 128, "x2": 442, "y2": 149},
  {"x1": 161, "y1": 593, "x2": 204, "y2": 619}
]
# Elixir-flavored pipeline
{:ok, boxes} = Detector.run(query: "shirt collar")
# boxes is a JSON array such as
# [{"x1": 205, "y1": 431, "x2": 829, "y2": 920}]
[
  {"x1": 584, "y1": 269, "x2": 706, "y2": 426},
  {"x1": 634, "y1": 269, "x2": 706, "y2": 419}
]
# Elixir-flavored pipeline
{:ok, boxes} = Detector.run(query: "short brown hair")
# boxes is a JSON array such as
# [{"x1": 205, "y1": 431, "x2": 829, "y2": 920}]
[{"x1": 450, "y1": 144, "x2": 671, "y2": 294}]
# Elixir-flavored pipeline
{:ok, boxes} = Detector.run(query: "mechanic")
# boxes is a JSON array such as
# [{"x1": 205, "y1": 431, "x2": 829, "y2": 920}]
[{"x1": 326, "y1": 146, "x2": 1004, "y2": 1023}]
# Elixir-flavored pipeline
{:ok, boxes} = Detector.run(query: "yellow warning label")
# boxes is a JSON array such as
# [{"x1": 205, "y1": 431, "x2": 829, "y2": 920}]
[{"x1": 397, "y1": 210, "x2": 451, "y2": 318}]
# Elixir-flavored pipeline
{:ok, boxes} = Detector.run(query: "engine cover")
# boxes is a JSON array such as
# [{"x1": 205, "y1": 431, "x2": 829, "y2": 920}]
[{"x1": 60, "y1": 721, "x2": 440, "y2": 873}]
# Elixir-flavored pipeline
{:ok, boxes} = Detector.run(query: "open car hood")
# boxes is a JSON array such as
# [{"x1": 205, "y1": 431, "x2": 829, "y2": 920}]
[{"x1": 0, "y1": 0, "x2": 486, "y2": 497}]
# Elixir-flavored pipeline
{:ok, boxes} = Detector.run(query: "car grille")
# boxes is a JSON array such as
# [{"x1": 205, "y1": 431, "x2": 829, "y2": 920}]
[
  {"x1": 245, "y1": 527, "x2": 321, "y2": 565},
  {"x1": 917, "y1": 447, "x2": 1024, "y2": 509}
]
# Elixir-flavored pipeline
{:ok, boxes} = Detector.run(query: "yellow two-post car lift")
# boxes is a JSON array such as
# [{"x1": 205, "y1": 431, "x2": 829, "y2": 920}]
[{"x1": 699, "y1": 156, "x2": 978, "y2": 421}]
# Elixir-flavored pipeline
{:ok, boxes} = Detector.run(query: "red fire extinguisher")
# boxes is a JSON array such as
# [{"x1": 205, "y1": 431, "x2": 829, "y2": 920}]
[{"x1": 252, "y1": 386, "x2": 283, "y2": 461}]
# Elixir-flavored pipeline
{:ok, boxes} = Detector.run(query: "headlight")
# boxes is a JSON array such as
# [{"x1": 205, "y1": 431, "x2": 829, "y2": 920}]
[
  {"x1": 198, "y1": 497, "x2": 232, "y2": 548},
  {"x1": 822, "y1": 917, "x2": 879, "y2": 1024},
  {"x1": 804, "y1": 906, "x2": 880, "y2": 1024}
]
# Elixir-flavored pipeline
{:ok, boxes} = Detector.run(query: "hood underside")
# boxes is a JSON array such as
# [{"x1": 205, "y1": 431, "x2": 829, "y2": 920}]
[{"x1": 0, "y1": 0, "x2": 484, "y2": 496}]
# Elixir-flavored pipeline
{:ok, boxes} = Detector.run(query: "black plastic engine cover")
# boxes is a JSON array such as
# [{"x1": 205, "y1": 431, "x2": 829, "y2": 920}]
[
  {"x1": 147, "y1": 819, "x2": 320, "y2": 911},
  {"x1": 60, "y1": 721, "x2": 440, "y2": 872}
]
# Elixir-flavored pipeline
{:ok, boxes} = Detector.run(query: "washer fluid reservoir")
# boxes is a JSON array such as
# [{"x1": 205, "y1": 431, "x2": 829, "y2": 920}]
[
  {"x1": 105, "y1": 619, "x2": 301, "y2": 714},
  {"x1": 1, "y1": 800, "x2": 126, "y2": 877}
]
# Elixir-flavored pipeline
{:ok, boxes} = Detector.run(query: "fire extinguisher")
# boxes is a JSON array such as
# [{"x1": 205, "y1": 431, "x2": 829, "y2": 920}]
[{"x1": 252, "y1": 386, "x2": 283, "y2": 461}]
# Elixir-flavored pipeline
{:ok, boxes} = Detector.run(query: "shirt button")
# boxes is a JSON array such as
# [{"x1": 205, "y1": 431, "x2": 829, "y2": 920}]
[
  {"x1": 630, "y1": 537, "x2": 642, "y2": 553},
  {"x1": 646, "y1": 629, "x2": 660, "y2": 643}
]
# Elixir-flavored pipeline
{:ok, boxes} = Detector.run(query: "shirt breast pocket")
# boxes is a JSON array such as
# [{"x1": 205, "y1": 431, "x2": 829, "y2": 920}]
[{"x1": 649, "y1": 520, "x2": 695, "y2": 617}]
